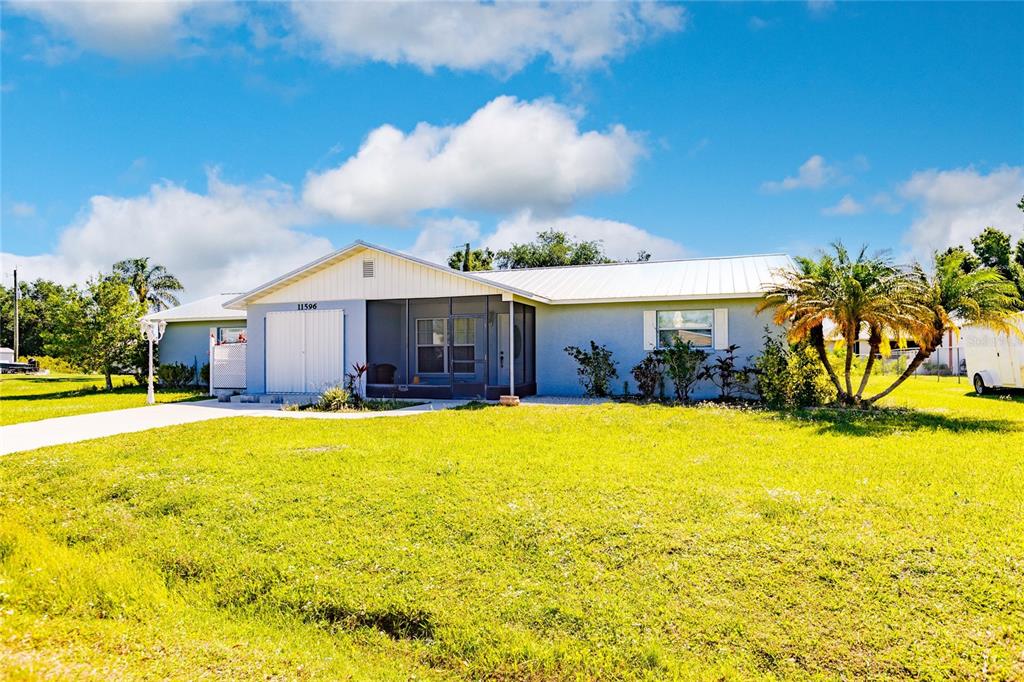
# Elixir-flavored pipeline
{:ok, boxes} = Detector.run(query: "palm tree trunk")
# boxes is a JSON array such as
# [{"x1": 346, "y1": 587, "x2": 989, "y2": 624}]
[
  {"x1": 843, "y1": 327, "x2": 855, "y2": 398},
  {"x1": 855, "y1": 327, "x2": 882, "y2": 400},
  {"x1": 863, "y1": 345, "x2": 934, "y2": 405},
  {"x1": 809, "y1": 325, "x2": 848, "y2": 402}
]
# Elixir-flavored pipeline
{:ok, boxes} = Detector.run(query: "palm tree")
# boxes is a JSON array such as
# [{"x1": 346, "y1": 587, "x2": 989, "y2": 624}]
[
  {"x1": 113, "y1": 257, "x2": 184, "y2": 312},
  {"x1": 863, "y1": 250, "x2": 1021, "y2": 405},
  {"x1": 758, "y1": 243, "x2": 925, "y2": 405}
]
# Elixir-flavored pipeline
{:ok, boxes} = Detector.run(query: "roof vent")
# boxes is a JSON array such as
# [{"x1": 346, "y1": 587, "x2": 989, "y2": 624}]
[{"x1": 362, "y1": 259, "x2": 375, "y2": 278}]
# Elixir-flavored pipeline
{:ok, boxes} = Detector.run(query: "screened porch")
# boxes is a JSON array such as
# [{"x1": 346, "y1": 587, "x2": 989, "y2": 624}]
[{"x1": 365, "y1": 296, "x2": 536, "y2": 400}]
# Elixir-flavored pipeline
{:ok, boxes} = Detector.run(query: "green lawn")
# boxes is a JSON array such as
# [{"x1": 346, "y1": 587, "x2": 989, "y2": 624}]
[
  {"x1": 0, "y1": 374, "x2": 207, "y2": 425},
  {"x1": 1, "y1": 377, "x2": 1022, "y2": 679}
]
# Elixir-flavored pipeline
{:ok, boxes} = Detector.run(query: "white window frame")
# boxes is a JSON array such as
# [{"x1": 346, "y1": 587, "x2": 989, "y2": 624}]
[
  {"x1": 415, "y1": 318, "x2": 448, "y2": 374},
  {"x1": 656, "y1": 310, "x2": 714, "y2": 349},
  {"x1": 217, "y1": 326, "x2": 247, "y2": 344}
]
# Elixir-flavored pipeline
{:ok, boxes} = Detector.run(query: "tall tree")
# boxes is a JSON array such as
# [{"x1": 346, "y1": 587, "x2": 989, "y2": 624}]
[
  {"x1": 113, "y1": 257, "x2": 184, "y2": 312},
  {"x1": 45, "y1": 275, "x2": 146, "y2": 389},
  {"x1": 447, "y1": 245, "x2": 495, "y2": 271},
  {"x1": 864, "y1": 250, "x2": 1021, "y2": 405},
  {"x1": 758, "y1": 243, "x2": 926, "y2": 405},
  {"x1": 971, "y1": 227, "x2": 1013, "y2": 274},
  {"x1": 495, "y1": 230, "x2": 614, "y2": 269},
  {"x1": 0, "y1": 279, "x2": 75, "y2": 357}
]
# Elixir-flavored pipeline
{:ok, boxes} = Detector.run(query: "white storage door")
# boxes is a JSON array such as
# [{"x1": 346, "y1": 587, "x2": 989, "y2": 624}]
[
  {"x1": 304, "y1": 309, "x2": 345, "y2": 392},
  {"x1": 266, "y1": 309, "x2": 345, "y2": 393},
  {"x1": 266, "y1": 311, "x2": 306, "y2": 392}
]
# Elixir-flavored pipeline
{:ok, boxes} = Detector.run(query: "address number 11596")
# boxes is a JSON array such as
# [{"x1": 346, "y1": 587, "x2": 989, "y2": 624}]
[{"x1": 296, "y1": 302, "x2": 318, "y2": 311}]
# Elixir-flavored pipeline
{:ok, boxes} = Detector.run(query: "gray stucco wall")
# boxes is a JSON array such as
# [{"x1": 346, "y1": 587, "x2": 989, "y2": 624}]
[
  {"x1": 160, "y1": 319, "x2": 243, "y2": 381},
  {"x1": 246, "y1": 300, "x2": 366, "y2": 394},
  {"x1": 535, "y1": 298, "x2": 777, "y2": 399}
]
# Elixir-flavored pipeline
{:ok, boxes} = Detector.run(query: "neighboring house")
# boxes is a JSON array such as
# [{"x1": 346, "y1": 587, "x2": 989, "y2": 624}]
[
  {"x1": 823, "y1": 323, "x2": 964, "y2": 374},
  {"x1": 201, "y1": 241, "x2": 793, "y2": 400},
  {"x1": 144, "y1": 293, "x2": 247, "y2": 385}
]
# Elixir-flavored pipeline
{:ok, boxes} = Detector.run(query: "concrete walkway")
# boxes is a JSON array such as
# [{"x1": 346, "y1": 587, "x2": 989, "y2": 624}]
[{"x1": 0, "y1": 399, "x2": 468, "y2": 456}]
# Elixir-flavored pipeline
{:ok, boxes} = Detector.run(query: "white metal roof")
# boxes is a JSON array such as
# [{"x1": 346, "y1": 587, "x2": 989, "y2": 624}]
[
  {"x1": 145, "y1": 293, "x2": 247, "y2": 323},
  {"x1": 225, "y1": 241, "x2": 795, "y2": 309},
  {"x1": 472, "y1": 254, "x2": 795, "y2": 304}
]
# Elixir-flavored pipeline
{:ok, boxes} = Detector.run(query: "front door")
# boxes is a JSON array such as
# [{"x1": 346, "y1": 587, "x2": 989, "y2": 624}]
[{"x1": 493, "y1": 312, "x2": 523, "y2": 392}]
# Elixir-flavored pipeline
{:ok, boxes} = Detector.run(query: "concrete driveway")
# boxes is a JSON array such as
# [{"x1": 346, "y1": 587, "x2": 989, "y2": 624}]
[{"x1": 0, "y1": 399, "x2": 466, "y2": 456}]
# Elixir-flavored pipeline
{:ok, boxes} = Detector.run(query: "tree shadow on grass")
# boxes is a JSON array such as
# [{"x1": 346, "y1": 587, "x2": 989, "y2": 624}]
[
  {"x1": 1, "y1": 386, "x2": 145, "y2": 401},
  {"x1": 782, "y1": 406, "x2": 1020, "y2": 437},
  {"x1": 965, "y1": 389, "x2": 1024, "y2": 404},
  {"x1": 451, "y1": 400, "x2": 492, "y2": 411},
  {"x1": 1, "y1": 384, "x2": 205, "y2": 402}
]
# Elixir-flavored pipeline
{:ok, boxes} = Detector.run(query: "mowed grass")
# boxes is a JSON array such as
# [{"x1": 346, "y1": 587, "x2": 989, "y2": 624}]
[
  {"x1": 0, "y1": 374, "x2": 207, "y2": 425},
  {"x1": 1, "y1": 377, "x2": 1022, "y2": 679}
]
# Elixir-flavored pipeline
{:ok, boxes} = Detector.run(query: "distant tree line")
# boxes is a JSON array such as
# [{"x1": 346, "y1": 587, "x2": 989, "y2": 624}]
[
  {"x1": 0, "y1": 257, "x2": 183, "y2": 388},
  {"x1": 448, "y1": 229, "x2": 652, "y2": 271}
]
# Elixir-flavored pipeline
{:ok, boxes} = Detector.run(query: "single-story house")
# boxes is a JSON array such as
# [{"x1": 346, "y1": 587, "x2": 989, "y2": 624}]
[
  {"x1": 146, "y1": 293, "x2": 247, "y2": 385},
  {"x1": 148, "y1": 241, "x2": 793, "y2": 400}
]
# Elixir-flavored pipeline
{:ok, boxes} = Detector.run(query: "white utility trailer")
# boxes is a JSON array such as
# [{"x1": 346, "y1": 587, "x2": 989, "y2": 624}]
[{"x1": 962, "y1": 319, "x2": 1024, "y2": 394}]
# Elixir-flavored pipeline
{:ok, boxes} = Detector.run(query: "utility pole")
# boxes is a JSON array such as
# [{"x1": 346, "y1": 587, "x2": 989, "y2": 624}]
[
  {"x1": 12, "y1": 267, "x2": 18, "y2": 359},
  {"x1": 462, "y1": 243, "x2": 471, "y2": 272}
]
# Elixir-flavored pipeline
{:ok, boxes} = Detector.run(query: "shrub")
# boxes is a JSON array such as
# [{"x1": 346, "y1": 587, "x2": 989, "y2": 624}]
[
  {"x1": 17, "y1": 355, "x2": 80, "y2": 374},
  {"x1": 630, "y1": 352, "x2": 664, "y2": 401},
  {"x1": 157, "y1": 362, "x2": 194, "y2": 388},
  {"x1": 564, "y1": 341, "x2": 618, "y2": 397},
  {"x1": 755, "y1": 330, "x2": 835, "y2": 408},
  {"x1": 314, "y1": 386, "x2": 350, "y2": 412},
  {"x1": 703, "y1": 344, "x2": 754, "y2": 400},
  {"x1": 199, "y1": 362, "x2": 210, "y2": 386},
  {"x1": 344, "y1": 362, "x2": 368, "y2": 409},
  {"x1": 660, "y1": 337, "x2": 707, "y2": 402},
  {"x1": 789, "y1": 342, "x2": 836, "y2": 406},
  {"x1": 754, "y1": 334, "x2": 790, "y2": 408}
]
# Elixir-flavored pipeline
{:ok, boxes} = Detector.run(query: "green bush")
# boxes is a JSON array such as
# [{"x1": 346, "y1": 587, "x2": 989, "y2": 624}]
[
  {"x1": 17, "y1": 355, "x2": 80, "y2": 373},
  {"x1": 314, "y1": 386, "x2": 351, "y2": 412},
  {"x1": 199, "y1": 362, "x2": 210, "y2": 386},
  {"x1": 755, "y1": 330, "x2": 835, "y2": 408},
  {"x1": 157, "y1": 362, "x2": 194, "y2": 388},
  {"x1": 564, "y1": 341, "x2": 618, "y2": 397},
  {"x1": 630, "y1": 352, "x2": 664, "y2": 400},
  {"x1": 660, "y1": 337, "x2": 708, "y2": 402},
  {"x1": 704, "y1": 344, "x2": 754, "y2": 400}
]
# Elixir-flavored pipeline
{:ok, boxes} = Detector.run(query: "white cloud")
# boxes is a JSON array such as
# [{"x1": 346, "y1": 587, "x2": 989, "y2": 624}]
[
  {"x1": 807, "y1": 0, "x2": 836, "y2": 16},
  {"x1": 748, "y1": 16, "x2": 773, "y2": 31},
  {"x1": 761, "y1": 154, "x2": 839, "y2": 193},
  {"x1": 0, "y1": 170, "x2": 332, "y2": 299},
  {"x1": 287, "y1": 1, "x2": 685, "y2": 73},
  {"x1": 410, "y1": 210, "x2": 686, "y2": 266},
  {"x1": 303, "y1": 96, "x2": 645, "y2": 224},
  {"x1": 871, "y1": 192, "x2": 904, "y2": 214},
  {"x1": 822, "y1": 194, "x2": 864, "y2": 217},
  {"x1": 7, "y1": 1, "x2": 242, "y2": 60},
  {"x1": 10, "y1": 202, "x2": 37, "y2": 218},
  {"x1": 409, "y1": 217, "x2": 482, "y2": 267},
  {"x1": 901, "y1": 165, "x2": 1024, "y2": 257}
]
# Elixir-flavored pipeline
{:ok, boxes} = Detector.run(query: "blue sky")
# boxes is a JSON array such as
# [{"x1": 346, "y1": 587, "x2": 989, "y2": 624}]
[{"x1": 2, "y1": 1, "x2": 1022, "y2": 299}]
